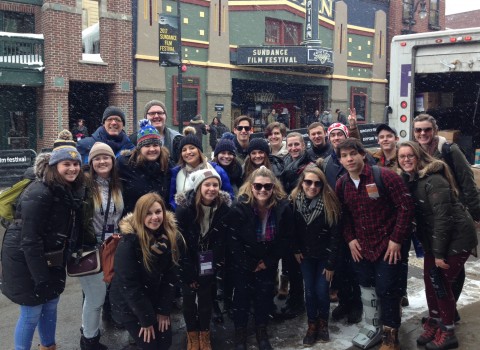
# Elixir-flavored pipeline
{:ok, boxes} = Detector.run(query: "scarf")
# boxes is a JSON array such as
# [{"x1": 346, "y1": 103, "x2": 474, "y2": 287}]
[
  {"x1": 295, "y1": 191, "x2": 325, "y2": 225},
  {"x1": 425, "y1": 136, "x2": 440, "y2": 157}
]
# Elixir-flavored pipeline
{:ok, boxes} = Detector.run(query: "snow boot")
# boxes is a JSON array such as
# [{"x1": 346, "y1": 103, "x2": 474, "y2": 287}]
[
  {"x1": 417, "y1": 317, "x2": 440, "y2": 345},
  {"x1": 317, "y1": 318, "x2": 329, "y2": 342},
  {"x1": 38, "y1": 345, "x2": 56, "y2": 350},
  {"x1": 302, "y1": 320, "x2": 317, "y2": 346},
  {"x1": 187, "y1": 331, "x2": 200, "y2": 350},
  {"x1": 379, "y1": 326, "x2": 400, "y2": 350},
  {"x1": 425, "y1": 324, "x2": 459, "y2": 350},
  {"x1": 199, "y1": 330, "x2": 212, "y2": 350},
  {"x1": 80, "y1": 333, "x2": 108, "y2": 350}
]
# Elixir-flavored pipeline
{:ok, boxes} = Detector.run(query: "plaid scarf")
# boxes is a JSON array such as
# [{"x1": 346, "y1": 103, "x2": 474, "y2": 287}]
[
  {"x1": 295, "y1": 191, "x2": 324, "y2": 225},
  {"x1": 253, "y1": 207, "x2": 276, "y2": 242}
]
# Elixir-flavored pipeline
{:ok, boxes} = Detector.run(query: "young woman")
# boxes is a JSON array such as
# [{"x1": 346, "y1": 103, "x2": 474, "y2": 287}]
[
  {"x1": 264, "y1": 122, "x2": 288, "y2": 158},
  {"x1": 78, "y1": 142, "x2": 124, "y2": 350},
  {"x1": 397, "y1": 141, "x2": 478, "y2": 350},
  {"x1": 290, "y1": 166, "x2": 341, "y2": 346},
  {"x1": 212, "y1": 135, "x2": 243, "y2": 195},
  {"x1": 242, "y1": 138, "x2": 284, "y2": 182},
  {"x1": 169, "y1": 126, "x2": 234, "y2": 210},
  {"x1": 117, "y1": 119, "x2": 172, "y2": 213},
  {"x1": 175, "y1": 169, "x2": 231, "y2": 350},
  {"x1": 1, "y1": 130, "x2": 85, "y2": 350},
  {"x1": 224, "y1": 166, "x2": 293, "y2": 350},
  {"x1": 109, "y1": 193, "x2": 183, "y2": 350}
]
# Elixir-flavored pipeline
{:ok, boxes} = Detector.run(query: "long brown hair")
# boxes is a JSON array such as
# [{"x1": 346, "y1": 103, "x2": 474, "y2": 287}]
[
  {"x1": 238, "y1": 166, "x2": 286, "y2": 209},
  {"x1": 43, "y1": 159, "x2": 85, "y2": 190},
  {"x1": 87, "y1": 155, "x2": 123, "y2": 210},
  {"x1": 131, "y1": 193, "x2": 182, "y2": 271},
  {"x1": 290, "y1": 165, "x2": 341, "y2": 226},
  {"x1": 128, "y1": 146, "x2": 170, "y2": 172},
  {"x1": 243, "y1": 154, "x2": 272, "y2": 181}
]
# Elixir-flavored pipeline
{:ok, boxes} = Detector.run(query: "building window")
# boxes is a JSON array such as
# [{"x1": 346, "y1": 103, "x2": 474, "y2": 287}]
[
  {"x1": 82, "y1": 1, "x2": 100, "y2": 54},
  {"x1": 172, "y1": 76, "x2": 200, "y2": 125},
  {"x1": 429, "y1": 0, "x2": 440, "y2": 29},
  {"x1": 402, "y1": 0, "x2": 414, "y2": 25},
  {"x1": 0, "y1": 11, "x2": 34, "y2": 33},
  {"x1": 265, "y1": 18, "x2": 302, "y2": 45},
  {"x1": 351, "y1": 87, "x2": 368, "y2": 122}
]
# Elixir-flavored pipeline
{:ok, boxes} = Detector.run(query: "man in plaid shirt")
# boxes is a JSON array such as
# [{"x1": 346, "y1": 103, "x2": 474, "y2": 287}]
[{"x1": 335, "y1": 138, "x2": 414, "y2": 350}]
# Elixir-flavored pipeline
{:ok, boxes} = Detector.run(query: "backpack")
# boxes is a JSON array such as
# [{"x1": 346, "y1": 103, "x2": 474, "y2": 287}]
[
  {"x1": 340, "y1": 165, "x2": 385, "y2": 197},
  {"x1": 0, "y1": 178, "x2": 32, "y2": 227}
]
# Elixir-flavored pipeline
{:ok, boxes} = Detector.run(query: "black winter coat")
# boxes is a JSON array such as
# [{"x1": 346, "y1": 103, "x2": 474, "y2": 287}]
[
  {"x1": 282, "y1": 152, "x2": 313, "y2": 193},
  {"x1": 291, "y1": 200, "x2": 340, "y2": 271},
  {"x1": 109, "y1": 213, "x2": 177, "y2": 327},
  {"x1": 1, "y1": 179, "x2": 83, "y2": 306},
  {"x1": 117, "y1": 150, "x2": 172, "y2": 213},
  {"x1": 224, "y1": 197, "x2": 293, "y2": 273},
  {"x1": 175, "y1": 190, "x2": 231, "y2": 285}
]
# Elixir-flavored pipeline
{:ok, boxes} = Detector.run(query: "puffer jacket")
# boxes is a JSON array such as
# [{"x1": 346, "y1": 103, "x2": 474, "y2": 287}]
[
  {"x1": 117, "y1": 149, "x2": 172, "y2": 213},
  {"x1": 175, "y1": 190, "x2": 231, "y2": 285},
  {"x1": 223, "y1": 197, "x2": 293, "y2": 273},
  {"x1": 1, "y1": 153, "x2": 84, "y2": 306},
  {"x1": 109, "y1": 213, "x2": 177, "y2": 327},
  {"x1": 402, "y1": 160, "x2": 478, "y2": 259}
]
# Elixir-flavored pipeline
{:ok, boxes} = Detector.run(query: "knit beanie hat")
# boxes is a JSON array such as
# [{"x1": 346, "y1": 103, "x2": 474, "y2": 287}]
[
  {"x1": 247, "y1": 138, "x2": 270, "y2": 156},
  {"x1": 136, "y1": 119, "x2": 162, "y2": 149},
  {"x1": 189, "y1": 168, "x2": 222, "y2": 193},
  {"x1": 144, "y1": 100, "x2": 167, "y2": 119},
  {"x1": 180, "y1": 126, "x2": 203, "y2": 152},
  {"x1": 89, "y1": 142, "x2": 115, "y2": 161},
  {"x1": 327, "y1": 122, "x2": 349, "y2": 139},
  {"x1": 49, "y1": 130, "x2": 81, "y2": 165},
  {"x1": 102, "y1": 106, "x2": 126, "y2": 124},
  {"x1": 214, "y1": 138, "x2": 236, "y2": 157}
]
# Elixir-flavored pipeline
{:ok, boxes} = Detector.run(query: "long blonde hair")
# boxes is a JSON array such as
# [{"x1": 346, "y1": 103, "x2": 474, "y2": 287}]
[
  {"x1": 238, "y1": 166, "x2": 286, "y2": 209},
  {"x1": 290, "y1": 166, "x2": 341, "y2": 226},
  {"x1": 131, "y1": 193, "x2": 182, "y2": 271}
]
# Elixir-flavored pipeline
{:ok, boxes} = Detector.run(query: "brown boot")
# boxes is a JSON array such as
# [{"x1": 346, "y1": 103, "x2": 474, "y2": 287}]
[
  {"x1": 199, "y1": 330, "x2": 212, "y2": 350},
  {"x1": 317, "y1": 318, "x2": 330, "y2": 342},
  {"x1": 187, "y1": 331, "x2": 200, "y2": 350},
  {"x1": 417, "y1": 317, "x2": 440, "y2": 345},
  {"x1": 277, "y1": 274, "x2": 289, "y2": 300},
  {"x1": 39, "y1": 345, "x2": 56, "y2": 350},
  {"x1": 379, "y1": 326, "x2": 400, "y2": 350},
  {"x1": 302, "y1": 320, "x2": 317, "y2": 346}
]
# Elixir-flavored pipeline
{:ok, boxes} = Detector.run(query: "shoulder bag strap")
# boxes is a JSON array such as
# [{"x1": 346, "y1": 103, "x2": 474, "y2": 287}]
[{"x1": 100, "y1": 188, "x2": 112, "y2": 242}]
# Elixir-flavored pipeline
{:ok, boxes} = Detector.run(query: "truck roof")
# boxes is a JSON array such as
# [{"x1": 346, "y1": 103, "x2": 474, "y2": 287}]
[{"x1": 392, "y1": 27, "x2": 480, "y2": 42}]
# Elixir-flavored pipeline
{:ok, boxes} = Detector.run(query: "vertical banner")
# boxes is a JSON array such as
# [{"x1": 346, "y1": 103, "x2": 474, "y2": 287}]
[
  {"x1": 159, "y1": 15, "x2": 180, "y2": 66},
  {"x1": 304, "y1": 0, "x2": 319, "y2": 41}
]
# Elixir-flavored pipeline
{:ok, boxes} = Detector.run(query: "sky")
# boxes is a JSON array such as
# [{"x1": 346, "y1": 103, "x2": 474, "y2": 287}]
[{"x1": 445, "y1": 0, "x2": 480, "y2": 15}]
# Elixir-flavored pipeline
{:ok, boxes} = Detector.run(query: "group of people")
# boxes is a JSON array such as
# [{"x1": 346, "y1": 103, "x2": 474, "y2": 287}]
[{"x1": 1, "y1": 100, "x2": 478, "y2": 350}]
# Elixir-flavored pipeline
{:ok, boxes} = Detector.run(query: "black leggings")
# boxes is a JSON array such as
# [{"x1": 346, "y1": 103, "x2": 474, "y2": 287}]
[
  {"x1": 182, "y1": 276, "x2": 215, "y2": 331},
  {"x1": 123, "y1": 321, "x2": 172, "y2": 350}
]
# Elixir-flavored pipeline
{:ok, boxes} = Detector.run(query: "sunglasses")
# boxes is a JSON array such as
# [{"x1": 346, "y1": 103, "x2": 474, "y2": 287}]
[
  {"x1": 252, "y1": 183, "x2": 274, "y2": 191},
  {"x1": 236, "y1": 126, "x2": 252, "y2": 132},
  {"x1": 303, "y1": 179, "x2": 322, "y2": 188},
  {"x1": 414, "y1": 127, "x2": 433, "y2": 133}
]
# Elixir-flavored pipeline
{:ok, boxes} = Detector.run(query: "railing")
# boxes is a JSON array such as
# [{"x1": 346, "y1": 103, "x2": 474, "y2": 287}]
[{"x1": 0, "y1": 32, "x2": 44, "y2": 68}]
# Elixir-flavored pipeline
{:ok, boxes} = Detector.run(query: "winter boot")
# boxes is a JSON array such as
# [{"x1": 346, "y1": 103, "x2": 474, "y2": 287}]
[
  {"x1": 187, "y1": 331, "x2": 200, "y2": 350},
  {"x1": 417, "y1": 317, "x2": 440, "y2": 345},
  {"x1": 199, "y1": 330, "x2": 212, "y2": 350},
  {"x1": 80, "y1": 333, "x2": 108, "y2": 350},
  {"x1": 425, "y1": 324, "x2": 459, "y2": 350},
  {"x1": 277, "y1": 274, "x2": 289, "y2": 300},
  {"x1": 331, "y1": 303, "x2": 350, "y2": 322},
  {"x1": 234, "y1": 328, "x2": 247, "y2": 350},
  {"x1": 317, "y1": 318, "x2": 330, "y2": 342},
  {"x1": 302, "y1": 320, "x2": 318, "y2": 346},
  {"x1": 379, "y1": 326, "x2": 400, "y2": 350},
  {"x1": 38, "y1": 345, "x2": 56, "y2": 350},
  {"x1": 256, "y1": 325, "x2": 273, "y2": 350}
]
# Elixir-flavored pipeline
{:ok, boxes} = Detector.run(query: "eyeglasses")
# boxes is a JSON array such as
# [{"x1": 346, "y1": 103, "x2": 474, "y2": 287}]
[
  {"x1": 105, "y1": 117, "x2": 123, "y2": 123},
  {"x1": 147, "y1": 111, "x2": 166, "y2": 117},
  {"x1": 414, "y1": 127, "x2": 433, "y2": 133},
  {"x1": 398, "y1": 154, "x2": 416, "y2": 160},
  {"x1": 303, "y1": 179, "x2": 322, "y2": 188},
  {"x1": 252, "y1": 183, "x2": 274, "y2": 191},
  {"x1": 236, "y1": 126, "x2": 252, "y2": 132}
]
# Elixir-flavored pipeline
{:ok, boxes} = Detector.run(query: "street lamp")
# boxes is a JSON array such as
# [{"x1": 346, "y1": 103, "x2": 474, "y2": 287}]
[{"x1": 407, "y1": 0, "x2": 428, "y2": 34}]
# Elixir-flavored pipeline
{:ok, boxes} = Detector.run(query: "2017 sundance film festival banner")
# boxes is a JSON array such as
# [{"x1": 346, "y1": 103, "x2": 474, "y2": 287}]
[{"x1": 158, "y1": 15, "x2": 180, "y2": 67}]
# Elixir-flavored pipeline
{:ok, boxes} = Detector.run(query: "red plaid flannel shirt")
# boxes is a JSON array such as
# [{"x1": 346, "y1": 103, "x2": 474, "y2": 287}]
[{"x1": 335, "y1": 164, "x2": 414, "y2": 262}]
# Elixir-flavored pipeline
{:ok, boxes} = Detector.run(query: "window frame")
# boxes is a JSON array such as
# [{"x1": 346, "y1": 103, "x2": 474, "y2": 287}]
[
  {"x1": 265, "y1": 18, "x2": 302, "y2": 46},
  {"x1": 429, "y1": 0, "x2": 440, "y2": 30}
]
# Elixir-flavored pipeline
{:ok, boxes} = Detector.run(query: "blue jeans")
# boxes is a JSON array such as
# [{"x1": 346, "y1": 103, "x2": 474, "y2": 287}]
[
  {"x1": 14, "y1": 297, "x2": 59, "y2": 350},
  {"x1": 353, "y1": 256, "x2": 403, "y2": 328},
  {"x1": 300, "y1": 257, "x2": 330, "y2": 321},
  {"x1": 79, "y1": 272, "x2": 107, "y2": 338}
]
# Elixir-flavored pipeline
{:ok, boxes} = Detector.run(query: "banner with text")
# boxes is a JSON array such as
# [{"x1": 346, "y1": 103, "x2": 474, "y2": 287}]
[{"x1": 158, "y1": 15, "x2": 180, "y2": 67}]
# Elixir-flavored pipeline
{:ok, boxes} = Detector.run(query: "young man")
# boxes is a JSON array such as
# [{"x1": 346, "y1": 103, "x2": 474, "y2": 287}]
[
  {"x1": 129, "y1": 100, "x2": 183, "y2": 162},
  {"x1": 306, "y1": 122, "x2": 332, "y2": 161},
  {"x1": 77, "y1": 106, "x2": 135, "y2": 164},
  {"x1": 336, "y1": 138, "x2": 414, "y2": 350},
  {"x1": 233, "y1": 115, "x2": 254, "y2": 163},
  {"x1": 372, "y1": 124, "x2": 400, "y2": 172}
]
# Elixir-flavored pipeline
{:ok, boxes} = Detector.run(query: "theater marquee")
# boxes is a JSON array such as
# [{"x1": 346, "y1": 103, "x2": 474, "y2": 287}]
[{"x1": 236, "y1": 46, "x2": 334, "y2": 68}]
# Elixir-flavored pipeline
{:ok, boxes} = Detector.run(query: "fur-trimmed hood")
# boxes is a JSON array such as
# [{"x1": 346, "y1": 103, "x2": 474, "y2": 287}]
[
  {"x1": 174, "y1": 189, "x2": 232, "y2": 208},
  {"x1": 33, "y1": 152, "x2": 51, "y2": 180},
  {"x1": 418, "y1": 159, "x2": 448, "y2": 179},
  {"x1": 120, "y1": 148, "x2": 133, "y2": 157},
  {"x1": 119, "y1": 210, "x2": 177, "y2": 235}
]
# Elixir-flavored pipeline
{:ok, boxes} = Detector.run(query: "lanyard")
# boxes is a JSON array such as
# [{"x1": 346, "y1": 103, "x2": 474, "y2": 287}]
[{"x1": 100, "y1": 188, "x2": 112, "y2": 242}]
